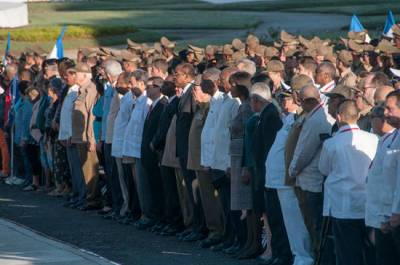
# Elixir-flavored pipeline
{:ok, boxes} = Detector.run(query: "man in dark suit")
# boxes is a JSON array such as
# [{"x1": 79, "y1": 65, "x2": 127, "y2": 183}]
[
  {"x1": 151, "y1": 80, "x2": 183, "y2": 236},
  {"x1": 141, "y1": 77, "x2": 168, "y2": 232},
  {"x1": 249, "y1": 83, "x2": 292, "y2": 265},
  {"x1": 174, "y1": 63, "x2": 205, "y2": 242}
]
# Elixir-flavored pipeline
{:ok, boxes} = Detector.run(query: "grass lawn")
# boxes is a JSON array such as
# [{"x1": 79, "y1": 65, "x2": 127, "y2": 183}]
[{"x1": 0, "y1": 0, "x2": 398, "y2": 54}]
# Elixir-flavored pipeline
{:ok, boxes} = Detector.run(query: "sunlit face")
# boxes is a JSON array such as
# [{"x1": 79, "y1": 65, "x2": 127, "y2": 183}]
[{"x1": 385, "y1": 96, "x2": 400, "y2": 128}]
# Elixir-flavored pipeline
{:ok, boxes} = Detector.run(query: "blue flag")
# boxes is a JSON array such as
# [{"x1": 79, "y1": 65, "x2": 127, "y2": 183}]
[
  {"x1": 383, "y1": 10, "x2": 396, "y2": 37},
  {"x1": 49, "y1": 26, "x2": 67, "y2": 59},
  {"x1": 349, "y1": 15, "x2": 364, "y2": 32},
  {"x1": 2, "y1": 32, "x2": 11, "y2": 65}
]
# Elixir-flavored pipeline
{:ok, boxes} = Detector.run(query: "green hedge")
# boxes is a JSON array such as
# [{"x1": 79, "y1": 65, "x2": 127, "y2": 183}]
[{"x1": 0, "y1": 25, "x2": 138, "y2": 42}]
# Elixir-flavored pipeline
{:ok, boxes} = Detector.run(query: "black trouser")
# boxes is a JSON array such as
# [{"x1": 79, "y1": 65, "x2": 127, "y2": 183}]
[
  {"x1": 142, "y1": 161, "x2": 165, "y2": 222},
  {"x1": 104, "y1": 143, "x2": 122, "y2": 213},
  {"x1": 179, "y1": 157, "x2": 204, "y2": 232},
  {"x1": 212, "y1": 169, "x2": 233, "y2": 243},
  {"x1": 264, "y1": 187, "x2": 292, "y2": 262},
  {"x1": 231, "y1": 210, "x2": 247, "y2": 246},
  {"x1": 375, "y1": 227, "x2": 400, "y2": 265},
  {"x1": 331, "y1": 218, "x2": 367, "y2": 265},
  {"x1": 161, "y1": 165, "x2": 183, "y2": 227}
]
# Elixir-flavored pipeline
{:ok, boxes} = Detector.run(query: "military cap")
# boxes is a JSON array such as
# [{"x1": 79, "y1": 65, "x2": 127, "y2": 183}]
[
  {"x1": 98, "y1": 47, "x2": 112, "y2": 56},
  {"x1": 120, "y1": 50, "x2": 141, "y2": 63},
  {"x1": 126, "y1": 38, "x2": 142, "y2": 51},
  {"x1": 222, "y1": 44, "x2": 234, "y2": 55},
  {"x1": 316, "y1": 45, "x2": 333, "y2": 57},
  {"x1": 337, "y1": 50, "x2": 353, "y2": 65},
  {"x1": 205, "y1": 45, "x2": 215, "y2": 56},
  {"x1": 392, "y1": 24, "x2": 400, "y2": 37},
  {"x1": 32, "y1": 45, "x2": 47, "y2": 57},
  {"x1": 325, "y1": 84, "x2": 353, "y2": 99},
  {"x1": 291, "y1": 74, "x2": 313, "y2": 91},
  {"x1": 254, "y1": 45, "x2": 266, "y2": 57},
  {"x1": 232, "y1": 51, "x2": 246, "y2": 63},
  {"x1": 246, "y1": 34, "x2": 260, "y2": 46},
  {"x1": 24, "y1": 48, "x2": 35, "y2": 56},
  {"x1": 74, "y1": 63, "x2": 92, "y2": 73},
  {"x1": 299, "y1": 35, "x2": 311, "y2": 49},
  {"x1": 187, "y1": 44, "x2": 205, "y2": 62},
  {"x1": 141, "y1": 43, "x2": 156, "y2": 55},
  {"x1": 265, "y1": 60, "x2": 284, "y2": 72},
  {"x1": 348, "y1": 31, "x2": 367, "y2": 44},
  {"x1": 264, "y1": 47, "x2": 279, "y2": 58},
  {"x1": 325, "y1": 53, "x2": 337, "y2": 64},
  {"x1": 232, "y1": 38, "x2": 245, "y2": 51},
  {"x1": 160, "y1": 37, "x2": 176, "y2": 49},
  {"x1": 153, "y1": 42, "x2": 163, "y2": 54},
  {"x1": 376, "y1": 39, "x2": 400, "y2": 54},
  {"x1": 280, "y1": 30, "x2": 299, "y2": 45}
]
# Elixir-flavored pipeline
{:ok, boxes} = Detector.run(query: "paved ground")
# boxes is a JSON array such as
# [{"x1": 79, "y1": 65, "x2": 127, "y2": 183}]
[
  {"x1": 0, "y1": 218, "x2": 115, "y2": 265},
  {"x1": 0, "y1": 183, "x2": 255, "y2": 265}
]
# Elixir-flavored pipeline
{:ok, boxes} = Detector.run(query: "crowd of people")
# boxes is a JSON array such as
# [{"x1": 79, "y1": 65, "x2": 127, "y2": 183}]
[{"x1": 1, "y1": 24, "x2": 400, "y2": 265}]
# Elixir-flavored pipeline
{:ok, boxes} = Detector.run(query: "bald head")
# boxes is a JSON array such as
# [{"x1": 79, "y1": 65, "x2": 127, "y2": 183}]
[
  {"x1": 374, "y1": 85, "x2": 394, "y2": 105},
  {"x1": 337, "y1": 100, "x2": 359, "y2": 124}
]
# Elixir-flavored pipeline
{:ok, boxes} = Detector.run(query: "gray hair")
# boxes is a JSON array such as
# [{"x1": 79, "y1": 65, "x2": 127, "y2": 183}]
[
  {"x1": 237, "y1": 59, "x2": 256, "y2": 76},
  {"x1": 131, "y1": 69, "x2": 149, "y2": 83},
  {"x1": 250, "y1": 82, "x2": 271, "y2": 102},
  {"x1": 104, "y1": 59, "x2": 123, "y2": 77},
  {"x1": 202, "y1": 67, "x2": 221, "y2": 82}
]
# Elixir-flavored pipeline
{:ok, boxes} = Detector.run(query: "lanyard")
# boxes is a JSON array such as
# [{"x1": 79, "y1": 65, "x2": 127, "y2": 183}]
[
  {"x1": 308, "y1": 103, "x2": 323, "y2": 119},
  {"x1": 339, "y1": 127, "x2": 360, "y2": 134}
]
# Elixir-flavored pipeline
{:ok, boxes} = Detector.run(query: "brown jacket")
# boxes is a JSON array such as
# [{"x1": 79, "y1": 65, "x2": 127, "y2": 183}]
[
  {"x1": 71, "y1": 79, "x2": 98, "y2": 145},
  {"x1": 284, "y1": 113, "x2": 305, "y2": 186},
  {"x1": 161, "y1": 115, "x2": 180, "y2": 168},
  {"x1": 187, "y1": 102, "x2": 209, "y2": 171}
]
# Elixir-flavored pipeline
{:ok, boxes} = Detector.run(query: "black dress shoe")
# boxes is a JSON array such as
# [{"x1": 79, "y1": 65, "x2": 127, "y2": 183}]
[
  {"x1": 103, "y1": 211, "x2": 119, "y2": 220},
  {"x1": 182, "y1": 231, "x2": 206, "y2": 242},
  {"x1": 135, "y1": 218, "x2": 156, "y2": 230},
  {"x1": 97, "y1": 207, "x2": 112, "y2": 215},
  {"x1": 176, "y1": 229, "x2": 192, "y2": 240},
  {"x1": 62, "y1": 200, "x2": 76, "y2": 208},
  {"x1": 160, "y1": 226, "x2": 181, "y2": 236},
  {"x1": 199, "y1": 237, "x2": 222, "y2": 249},
  {"x1": 223, "y1": 241, "x2": 240, "y2": 255},
  {"x1": 210, "y1": 242, "x2": 228, "y2": 252},
  {"x1": 257, "y1": 256, "x2": 276, "y2": 265},
  {"x1": 77, "y1": 205, "x2": 89, "y2": 211}
]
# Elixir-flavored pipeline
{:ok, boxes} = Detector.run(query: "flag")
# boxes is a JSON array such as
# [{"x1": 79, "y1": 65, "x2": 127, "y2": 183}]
[
  {"x1": 49, "y1": 26, "x2": 67, "y2": 59},
  {"x1": 2, "y1": 32, "x2": 11, "y2": 65},
  {"x1": 349, "y1": 15, "x2": 364, "y2": 32},
  {"x1": 383, "y1": 10, "x2": 396, "y2": 38}
]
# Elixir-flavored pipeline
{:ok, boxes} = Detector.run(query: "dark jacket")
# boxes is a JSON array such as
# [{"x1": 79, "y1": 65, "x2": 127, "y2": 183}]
[
  {"x1": 175, "y1": 84, "x2": 196, "y2": 162},
  {"x1": 141, "y1": 97, "x2": 168, "y2": 169},
  {"x1": 152, "y1": 96, "x2": 179, "y2": 152},
  {"x1": 252, "y1": 102, "x2": 283, "y2": 189}
]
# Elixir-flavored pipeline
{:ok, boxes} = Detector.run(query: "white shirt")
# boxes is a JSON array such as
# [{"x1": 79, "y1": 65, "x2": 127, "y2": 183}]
[
  {"x1": 265, "y1": 113, "x2": 295, "y2": 189},
  {"x1": 365, "y1": 130, "x2": 395, "y2": 228},
  {"x1": 201, "y1": 90, "x2": 224, "y2": 167},
  {"x1": 319, "y1": 80, "x2": 335, "y2": 106},
  {"x1": 289, "y1": 104, "x2": 335, "y2": 192},
  {"x1": 58, "y1": 85, "x2": 79, "y2": 140},
  {"x1": 111, "y1": 91, "x2": 135, "y2": 158},
  {"x1": 319, "y1": 124, "x2": 378, "y2": 219},
  {"x1": 122, "y1": 91, "x2": 152, "y2": 158},
  {"x1": 210, "y1": 92, "x2": 240, "y2": 171}
]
